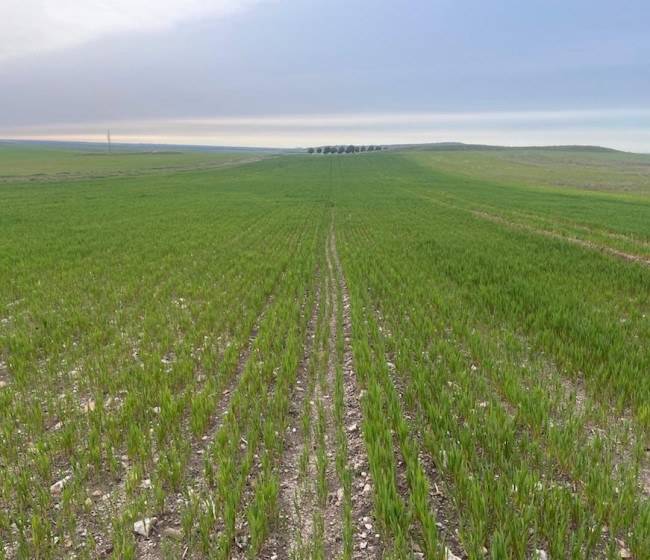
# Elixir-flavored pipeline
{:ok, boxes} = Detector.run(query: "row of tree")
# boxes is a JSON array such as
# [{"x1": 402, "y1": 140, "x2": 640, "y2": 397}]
[{"x1": 306, "y1": 145, "x2": 385, "y2": 154}]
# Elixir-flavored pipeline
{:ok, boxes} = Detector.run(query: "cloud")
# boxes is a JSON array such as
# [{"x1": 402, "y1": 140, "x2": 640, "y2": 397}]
[
  {"x1": 0, "y1": 0, "x2": 269, "y2": 60},
  {"x1": 175, "y1": 109, "x2": 650, "y2": 128},
  {"x1": 3, "y1": 109, "x2": 650, "y2": 152}
]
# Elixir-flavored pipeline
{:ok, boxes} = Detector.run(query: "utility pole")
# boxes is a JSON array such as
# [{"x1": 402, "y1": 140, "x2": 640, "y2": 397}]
[{"x1": 107, "y1": 129, "x2": 112, "y2": 155}]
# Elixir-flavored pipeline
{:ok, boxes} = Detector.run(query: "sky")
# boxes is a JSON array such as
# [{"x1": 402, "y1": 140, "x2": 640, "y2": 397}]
[{"x1": 1, "y1": 0, "x2": 649, "y2": 150}]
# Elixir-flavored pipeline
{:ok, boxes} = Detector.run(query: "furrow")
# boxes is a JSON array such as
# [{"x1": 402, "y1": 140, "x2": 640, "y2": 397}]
[
  {"x1": 329, "y1": 224, "x2": 385, "y2": 559},
  {"x1": 473, "y1": 210, "x2": 650, "y2": 267},
  {"x1": 258, "y1": 265, "x2": 322, "y2": 559},
  {"x1": 133, "y1": 291, "x2": 277, "y2": 560}
]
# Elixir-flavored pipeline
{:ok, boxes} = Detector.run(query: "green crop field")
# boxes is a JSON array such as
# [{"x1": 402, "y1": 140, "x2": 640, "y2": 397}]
[
  {"x1": 405, "y1": 149, "x2": 650, "y2": 196},
  {"x1": 0, "y1": 144, "x2": 265, "y2": 183},
  {"x1": 1, "y1": 147, "x2": 650, "y2": 559}
]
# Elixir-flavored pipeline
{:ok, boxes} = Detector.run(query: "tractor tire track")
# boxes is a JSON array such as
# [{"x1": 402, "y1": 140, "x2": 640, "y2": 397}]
[
  {"x1": 473, "y1": 211, "x2": 650, "y2": 267},
  {"x1": 329, "y1": 224, "x2": 384, "y2": 559},
  {"x1": 255, "y1": 266, "x2": 322, "y2": 559}
]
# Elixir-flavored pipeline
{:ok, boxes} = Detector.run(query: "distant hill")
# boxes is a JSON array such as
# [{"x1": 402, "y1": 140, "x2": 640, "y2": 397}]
[
  {"x1": 0, "y1": 139, "x2": 299, "y2": 153},
  {"x1": 390, "y1": 142, "x2": 625, "y2": 153},
  {"x1": 2, "y1": 139, "x2": 626, "y2": 155}
]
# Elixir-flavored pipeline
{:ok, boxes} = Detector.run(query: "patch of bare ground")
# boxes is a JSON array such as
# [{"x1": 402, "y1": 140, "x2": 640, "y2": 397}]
[
  {"x1": 318, "y1": 231, "x2": 344, "y2": 559},
  {"x1": 263, "y1": 220, "x2": 383, "y2": 559},
  {"x1": 329, "y1": 226, "x2": 385, "y2": 559},
  {"x1": 0, "y1": 356, "x2": 8, "y2": 385},
  {"x1": 472, "y1": 211, "x2": 650, "y2": 266}
]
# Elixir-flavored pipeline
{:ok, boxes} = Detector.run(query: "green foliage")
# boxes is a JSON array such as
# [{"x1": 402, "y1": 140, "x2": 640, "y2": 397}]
[{"x1": 1, "y1": 149, "x2": 649, "y2": 558}]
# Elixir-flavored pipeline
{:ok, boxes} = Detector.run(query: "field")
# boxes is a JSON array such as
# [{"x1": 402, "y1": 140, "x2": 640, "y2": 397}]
[
  {"x1": 1, "y1": 147, "x2": 650, "y2": 559},
  {"x1": 405, "y1": 149, "x2": 650, "y2": 196},
  {"x1": 0, "y1": 144, "x2": 265, "y2": 183}
]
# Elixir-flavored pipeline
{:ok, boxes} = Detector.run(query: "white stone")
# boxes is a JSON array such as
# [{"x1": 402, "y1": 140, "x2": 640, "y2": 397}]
[
  {"x1": 50, "y1": 475, "x2": 71, "y2": 495},
  {"x1": 82, "y1": 401, "x2": 95, "y2": 413},
  {"x1": 445, "y1": 548, "x2": 462, "y2": 560},
  {"x1": 133, "y1": 517, "x2": 157, "y2": 538}
]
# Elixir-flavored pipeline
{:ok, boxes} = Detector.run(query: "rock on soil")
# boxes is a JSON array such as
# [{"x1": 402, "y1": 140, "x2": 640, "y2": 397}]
[
  {"x1": 133, "y1": 517, "x2": 157, "y2": 538},
  {"x1": 82, "y1": 401, "x2": 95, "y2": 413},
  {"x1": 160, "y1": 527, "x2": 183, "y2": 540},
  {"x1": 50, "y1": 475, "x2": 71, "y2": 495}
]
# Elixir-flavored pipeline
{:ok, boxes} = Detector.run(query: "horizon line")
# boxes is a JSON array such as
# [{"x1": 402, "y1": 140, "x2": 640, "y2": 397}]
[{"x1": 2, "y1": 137, "x2": 644, "y2": 155}]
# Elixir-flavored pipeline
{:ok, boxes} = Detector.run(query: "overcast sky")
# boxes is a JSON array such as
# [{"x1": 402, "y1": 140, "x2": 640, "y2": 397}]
[{"x1": 1, "y1": 0, "x2": 649, "y2": 150}]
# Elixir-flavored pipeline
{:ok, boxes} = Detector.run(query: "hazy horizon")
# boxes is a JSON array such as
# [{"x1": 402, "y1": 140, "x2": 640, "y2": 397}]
[{"x1": 1, "y1": 0, "x2": 649, "y2": 151}]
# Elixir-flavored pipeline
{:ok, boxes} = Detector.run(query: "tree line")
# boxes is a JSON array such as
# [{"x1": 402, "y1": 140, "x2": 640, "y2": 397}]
[{"x1": 306, "y1": 145, "x2": 385, "y2": 154}]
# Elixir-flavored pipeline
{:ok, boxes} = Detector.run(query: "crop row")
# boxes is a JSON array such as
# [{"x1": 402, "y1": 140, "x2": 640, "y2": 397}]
[{"x1": 331, "y1": 154, "x2": 650, "y2": 558}]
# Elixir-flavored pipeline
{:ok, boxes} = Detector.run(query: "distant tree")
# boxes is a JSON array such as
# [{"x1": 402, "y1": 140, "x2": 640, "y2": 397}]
[
  {"x1": 307, "y1": 147, "x2": 315, "y2": 154},
  {"x1": 367, "y1": 146, "x2": 375, "y2": 151},
  {"x1": 345, "y1": 145, "x2": 355, "y2": 154},
  {"x1": 354, "y1": 146, "x2": 360, "y2": 153},
  {"x1": 316, "y1": 147, "x2": 322, "y2": 154},
  {"x1": 361, "y1": 146, "x2": 367, "y2": 152},
  {"x1": 323, "y1": 146, "x2": 331, "y2": 154},
  {"x1": 338, "y1": 146, "x2": 345, "y2": 154}
]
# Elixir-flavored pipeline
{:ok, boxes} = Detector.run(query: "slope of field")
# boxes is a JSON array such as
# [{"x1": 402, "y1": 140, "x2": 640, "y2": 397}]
[
  {"x1": 0, "y1": 144, "x2": 265, "y2": 183},
  {"x1": 405, "y1": 149, "x2": 650, "y2": 196},
  {"x1": 1, "y1": 151, "x2": 649, "y2": 559}
]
